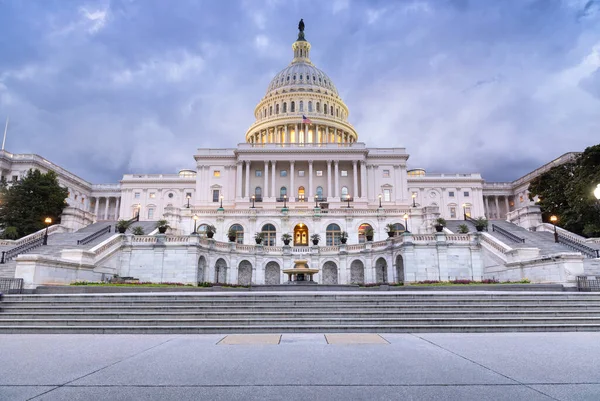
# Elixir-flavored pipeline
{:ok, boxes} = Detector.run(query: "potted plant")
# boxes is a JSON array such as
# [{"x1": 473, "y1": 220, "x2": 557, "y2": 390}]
[
  {"x1": 116, "y1": 219, "x2": 131, "y2": 234},
  {"x1": 458, "y1": 224, "x2": 469, "y2": 234},
  {"x1": 254, "y1": 232, "x2": 264, "y2": 244},
  {"x1": 339, "y1": 231, "x2": 348, "y2": 244},
  {"x1": 281, "y1": 233, "x2": 292, "y2": 246},
  {"x1": 364, "y1": 227, "x2": 374, "y2": 241},
  {"x1": 205, "y1": 224, "x2": 216, "y2": 239},
  {"x1": 311, "y1": 233, "x2": 321, "y2": 245},
  {"x1": 227, "y1": 228, "x2": 237, "y2": 242},
  {"x1": 155, "y1": 219, "x2": 170, "y2": 234},
  {"x1": 474, "y1": 217, "x2": 488, "y2": 232},
  {"x1": 434, "y1": 217, "x2": 447, "y2": 233},
  {"x1": 131, "y1": 226, "x2": 145, "y2": 235},
  {"x1": 385, "y1": 223, "x2": 396, "y2": 238}
]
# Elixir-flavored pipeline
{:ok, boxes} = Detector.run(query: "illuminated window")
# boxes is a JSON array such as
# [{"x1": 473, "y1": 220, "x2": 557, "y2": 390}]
[
  {"x1": 213, "y1": 170, "x2": 221, "y2": 177},
  {"x1": 149, "y1": 193, "x2": 155, "y2": 198},
  {"x1": 383, "y1": 170, "x2": 390, "y2": 178},
  {"x1": 341, "y1": 186, "x2": 349, "y2": 197},
  {"x1": 358, "y1": 223, "x2": 373, "y2": 243},
  {"x1": 341, "y1": 170, "x2": 348, "y2": 177}
]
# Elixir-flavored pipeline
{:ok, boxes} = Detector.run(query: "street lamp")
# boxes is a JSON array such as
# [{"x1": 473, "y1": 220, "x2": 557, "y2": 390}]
[
  {"x1": 283, "y1": 195, "x2": 287, "y2": 209},
  {"x1": 403, "y1": 213, "x2": 409, "y2": 233},
  {"x1": 192, "y1": 214, "x2": 198, "y2": 235},
  {"x1": 378, "y1": 194, "x2": 382, "y2": 208},
  {"x1": 346, "y1": 195, "x2": 351, "y2": 208},
  {"x1": 251, "y1": 195, "x2": 255, "y2": 208},
  {"x1": 186, "y1": 194, "x2": 191, "y2": 208},
  {"x1": 43, "y1": 217, "x2": 52, "y2": 245},
  {"x1": 411, "y1": 193, "x2": 416, "y2": 207},
  {"x1": 550, "y1": 215, "x2": 558, "y2": 243},
  {"x1": 462, "y1": 203, "x2": 467, "y2": 220},
  {"x1": 314, "y1": 194, "x2": 319, "y2": 208}
]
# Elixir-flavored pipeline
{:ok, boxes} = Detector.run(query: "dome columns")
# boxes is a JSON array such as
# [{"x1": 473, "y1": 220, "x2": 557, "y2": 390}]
[{"x1": 248, "y1": 124, "x2": 356, "y2": 145}]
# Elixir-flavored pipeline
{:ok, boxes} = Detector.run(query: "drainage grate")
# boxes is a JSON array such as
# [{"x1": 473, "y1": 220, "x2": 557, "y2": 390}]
[{"x1": 577, "y1": 276, "x2": 600, "y2": 292}]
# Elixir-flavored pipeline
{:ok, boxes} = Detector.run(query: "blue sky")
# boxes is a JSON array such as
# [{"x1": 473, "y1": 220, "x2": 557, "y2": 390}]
[{"x1": 0, "y1": 0, "x2": 598, "y2": 183}]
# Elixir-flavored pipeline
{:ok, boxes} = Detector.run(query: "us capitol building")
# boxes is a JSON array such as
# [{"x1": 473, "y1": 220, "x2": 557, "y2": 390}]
[{"x1": 1, "y1": 22, "x2": 586, "y2": 287}]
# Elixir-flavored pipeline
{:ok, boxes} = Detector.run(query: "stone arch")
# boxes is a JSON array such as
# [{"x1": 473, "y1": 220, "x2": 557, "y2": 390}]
[
  {"x1": 350, "y1": 259, "x2": 365, "y2": 284},
  {"x1": 265, "y1": 261, "x2": 281, "y2": 285},
  {"x1": 322, "y1": 261, "x2": 338, "y2": 284},
  {"x1": 375, "y1": 257, "x2": 387, "y2": 284},
  {"x1": 395, "y1": 254, "x2": 404, "y2": 284},
  {"x1": 238, "y1": 260, "x2": 253, "y2": 286},
  {"x1": 197, "y1": 255, "x2": 207, "y2": 284},
  {"x1": 215, "y1": 258, "x2": 227, "y2": 284}
]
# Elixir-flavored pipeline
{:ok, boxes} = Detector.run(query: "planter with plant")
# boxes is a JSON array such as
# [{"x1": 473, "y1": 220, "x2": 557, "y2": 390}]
[
  {"x1": 155, "y1": 219, "x2": 170, "y2": 234},
  {"x1": 281, "y1": 233, "x2": 292, "y2": 246},
  {"x1": 254, "y1": 232, "x2": 264, "y2": 244},
  {"x1": 311, "y1": 233, "x2": 321, "y2": 245},
  {"x1": 205, "y1": 225, "x2": 216, "y2": 239},
  {"x1": 227, "y1": 228, "x2": 237, "y2": 242},
  {"x1": 116, "y1": 219, "x2": 131, "y2": 234},
  {"x1": 434, "y1": 217, "x2": 447, "y2": 233},
  {"x1": 458, "y1": 224, "x2": 469, "y2": 234},
  {"x1": 339, "y1": 231, "x2": 348, "y2": 244},
  {"x1": 385, "y1": 223, "x2": 396, "y2": 238},
  {"x1": 131, "y1": 226, "x2": 145, "y2": 235},
  {"x1": 474, "y1": 217, "x2": 488, "y2": 232},
  {"x1": 364, "y1": 227, "x2": 374, "y2": 241}
]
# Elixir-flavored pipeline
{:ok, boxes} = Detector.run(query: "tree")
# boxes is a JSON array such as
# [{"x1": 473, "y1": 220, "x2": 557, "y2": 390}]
[
  {"x1": 528, "y1": 144, "x2": 600, "y2": 237},
  {"x1": 0, "y1": 169, "x2": 69, "y2": 239}
]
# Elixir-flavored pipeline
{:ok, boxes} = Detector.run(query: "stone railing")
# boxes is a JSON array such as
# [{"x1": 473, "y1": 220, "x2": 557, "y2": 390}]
[
  {"x1": 446, "y1": 234, "x2": 471, "y2": 242},
  {"x1": 165, "y1": 236, "x2": 190, "y2": 243},
  {"x1": 0, "y1": 224, "x2": 66, "y2": 246},
  {"x1": 480, "y1": 233, "x2": 512, "y2": 260},
  {"x1": 131, "y1": 236, "x2": 158, "y2": 243},
  {"x1": 412, "y1": 235, "x2": 436, "y2": 242},
  {"x1": 188, "y1": 208, "x2": 411, "y2": 216}
]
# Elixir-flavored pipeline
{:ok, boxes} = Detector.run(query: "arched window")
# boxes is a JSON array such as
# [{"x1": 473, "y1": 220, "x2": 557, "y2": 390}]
[
  {"x1": 276, "y1": 104, "x2": 279, "y2": 114},
  {"x1": 316, "y1": 102, "x2": 320, "y2": 112},
  {"x1": 269, "y1": 106, "x2": 273, "y2": 116},
  {"x1": 316, "y1": 186, "x2": 323, "y2": 199},
  {"x1": 308, "y1": 101, "x2": 313, "y2": 112},
  {"x1": 341, "y1": 186, "x2": 349, "y2": 198},
  {"x1": 336, "y1": 108, "x2": 339, "y2": 117},
  {"x1": 291, "y1": 101, "x2": 295, "y2": 112},
  {"x1": 261, "y1": 223, "x2": 276, "y2": 246},
  {"x1": 358, "y1": 223, "x2": 373, "y2": 244},
  {"x1": 229, "y1": 224, "x2": 244, "y2": 244},
  {"x1": 330, "y1": 105, "x2": 334, "y2": 115},
  {"x1": 323, "y1": 103, "x2": 327, "y2": 114},
  {"x1": 197, "y1": 224, "x2": 208, "y2": 238},
  {"x1": 299, "y1": 101, "x2": 304, "y2": 112},
  {"x1": 326, "y1": 223, "x2": 341, "y2": 246},
  {"x1": 280, "y1": 186, "x2": 287, "y2": 198},
  {"x1": 390, "y1": 222, "x2": 406, "y2": 236},
  {"x1": 298, "y1": 186, "x2": 305, "y2": 201},
  {"x1": 283, "y1": 102, "x2": 287, "y2": 113},
  {"x1": 255, "y1": 187, "x2": 262, "y2": 200}
]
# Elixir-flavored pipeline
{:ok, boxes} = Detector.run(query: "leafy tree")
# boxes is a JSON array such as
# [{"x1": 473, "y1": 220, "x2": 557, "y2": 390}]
[
  {"x1": 0, "y1": 169, "x2": 69, "y2": 239},
  {"x1": 529, "y1": 144, "x2": 600, "y2": 237}
]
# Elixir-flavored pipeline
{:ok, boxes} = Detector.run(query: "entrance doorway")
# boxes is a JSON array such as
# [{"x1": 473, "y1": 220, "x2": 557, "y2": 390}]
[{"x1": 294, "y1": 223, "x2": 309, "y2": 246}]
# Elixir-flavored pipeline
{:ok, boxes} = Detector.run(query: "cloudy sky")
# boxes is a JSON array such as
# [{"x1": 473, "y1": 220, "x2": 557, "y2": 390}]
[{"x1": 0, "y1": 0, "x2": 598, "y2": 184}]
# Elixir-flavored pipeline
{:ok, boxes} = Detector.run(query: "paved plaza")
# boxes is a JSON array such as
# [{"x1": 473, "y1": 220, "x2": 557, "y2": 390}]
[{"x1": 1, "y1": 332, "x2": 599, "y2": 400}]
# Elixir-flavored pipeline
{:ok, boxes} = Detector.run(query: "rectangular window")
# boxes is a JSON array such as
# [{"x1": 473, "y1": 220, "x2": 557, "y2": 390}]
[
  {"x1": 464, "y1": 191, "x2": 470, "y2": 197},
  {"x1": 213, "y1": 170, "x2": 221, "y2": 177},
  {"x1": 298, "y1": 170, "x2": 305, "y2": 177},
  {"x1": 134, "y1": 192, "x2": 140, "y2": 199},
  {"x1": 383, "y1": 189, "x2": 391, "y2": 202},
  {"x1": 149, "y1": 192, "x2": 156, "y2": 198},
  {"x1": 448, "y1": 191, "x2": 455, "y2": 197},
  {"x1": 316, "y1": 170, "x2": 323, "y2": 177},
  {"x1": 148, "y1": 208, "x2": 154, "y2": 219},
  {"x1": 341, "y1": 170, "x2": 348, "y2": 177},
  {"x1": 212, "y1": 190, "x2": 219, "y2": 202},
  {"x1": 255, "y1": 170, "x2": 262, "y2": 177},
  {"x1": 450, "y1": 207, "x2": 456, "y2": 218},
  {"x1": 383, "y1": 170, "x2": 390, "y2": 178},
  {"x1": 466, "y1": 207, "x2": 472, "y2": 217},
  {"x1": 280, "y1": 170, "x2": 287, "y2": 177}
]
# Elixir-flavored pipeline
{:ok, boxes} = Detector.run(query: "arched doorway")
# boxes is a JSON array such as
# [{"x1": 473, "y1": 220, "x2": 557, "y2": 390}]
[
  {"x1": 350, "y1": 260, "x2": 365, "y2": 284},
  {"x1": 265, "y1": 261, "x2": 281, "y2": 285},
  {"x1": 396, "y1": 254, "x2": 404, "y2": 284},
  {"x1": 375, "y1": 257, "x2": 387, "y2": 284},
  {"x1": 197, "y1": 256, "x2": 207, "y2": 284},
  {"x1": 238, "y1": 260, "x2": 252, "y2": 286},
  {"x1": 322, "y1": 261, "x2": 338, "y2": 284},
  {"x1": 215, "y1": 258, "x2": 227, "y2": 284},
  {"x1": 358, "y1": 223, "x2": 373, "y2": 243},
  {"x1": 298, "y1": 186, "x2": 305, "y2": 202},
  {"x1": 294, "y1": 223, "x2": 309, "y2": 246}
]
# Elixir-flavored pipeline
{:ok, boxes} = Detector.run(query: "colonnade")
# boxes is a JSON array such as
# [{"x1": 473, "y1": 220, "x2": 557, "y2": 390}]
[
  {"x1": 91, "y1": 196, "x2": 121, "y2": 221},
  {"x1": 483, "y1": 195, "x2": 512, "y2": 220},
  {"x1": 248, "y1": 123, "x2": 356, "y2": 144}
]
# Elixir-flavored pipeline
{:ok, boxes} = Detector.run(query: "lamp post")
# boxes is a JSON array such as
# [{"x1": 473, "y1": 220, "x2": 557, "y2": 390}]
[
  {"x1": 186, "y1": 194, "x2": 191, "y2": 208},
  {"x1": 314, "y1": 194, "x2": 318, "y2": 208},
  {"x1": 550, "y1": 215, "x2": 558, "y2": 243},
  {"x1": 283, "y1": 195, "x2": 287, "y2": 209},
  {"x1": 43, "y1": 217, "x2": 52, "y2": 245},
  {"x1": 403, "y1": 213, "x2": 409, "y2": 233},
  {"x1": 462, "y1": 203, "x2": 467, "y2": 220},
  {"x1": 594, "y1": 184, "x2": 600, "y2": 201},
  {"x1": 219, "y1": 195, "x2": 223, "y2": 209},
  {"x1": 192, "y1": 214, "x2": 198, "y2": 235},
  {"x1": 346, "y1": 195, "x2": 351, "y2": 208},
  {"x1": 411, "y1": 193, "x2": 416, "y2": 207},
  {"x1": 251, "y1": 195, "x2": 255, "y2": 208},
  {"x1": 378, "y1": 194, "x2": 382, "y2": 208}
]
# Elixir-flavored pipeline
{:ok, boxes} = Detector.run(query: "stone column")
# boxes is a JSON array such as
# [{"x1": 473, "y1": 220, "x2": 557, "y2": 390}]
[
  {"x1": 327, "y1": 160, "x2": 332, "y2": 198},
  {"x1": 295, "y1": 123, "x2": 299, "y2": 143},
  {"x1": 494, "y1": 196, "x2": 500, "y2": 219},
  {"x1": 104, "y1": 197, "x2": 110, "y2": 220},
  {"x1": 94, "y1": 197, "x2": 99, "y2": 220},
  {"x1": 245, "y1": 161, "x2": 250, "y2": 199},
  {"x1": 290, "y1": 161, "x2": 295, "y2": 202},
  {"x1": 264, "y1": 161, "x2": 269, "y2": 199},
  {"x1": 324, "y1": 126, "x2": 329, "y2": 144},
  {"x1": 304, "y1": 124, "x2": 308, "y2": 144},
  {"x1": 366, "y1": 165, "x2": 373, "y2": 200},
  {"x1": 236, "y1": 162, "x2": 243, "y2": 200},
  {"x1": 352, "y1": 161, "x2": 358, "y2": 199},
  {"x1": 360, "y1": 161, "x2": 367, "y2": 200},
  {"x1": 271, "y1": 161, "x2": 277, "y2": 200},
  {"x1": 504, "y1": 196, "x2": 509, "y2": 217},
  {"x1": 308, "y1": 161, "x2": 314, "y2": 198},
  {"x1": 115, "y1": 197, "x2": 120, "y2": 220},
  {"x1": 393, "y1": 165, "x2": 401, "y2": 202},
  {"x1": 285, "y1": 125, "x2": 288, "y2": 143},
  {"x1": 334, "y1": 161, "x2": 340, "y2": 198}
]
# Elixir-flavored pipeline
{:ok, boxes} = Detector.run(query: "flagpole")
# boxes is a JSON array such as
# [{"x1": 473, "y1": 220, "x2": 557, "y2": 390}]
[{"x1": 1, "y1": 116, "x2": 8, "y2": 151}]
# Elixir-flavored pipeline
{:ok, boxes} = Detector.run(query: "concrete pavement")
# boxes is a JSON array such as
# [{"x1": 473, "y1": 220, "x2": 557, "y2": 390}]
[{"x1": 1, "y1": 332, "x2": 599, "y2": 400}]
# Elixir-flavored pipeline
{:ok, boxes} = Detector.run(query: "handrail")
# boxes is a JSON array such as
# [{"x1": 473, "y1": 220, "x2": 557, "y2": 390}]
[
  {"x1": 77, "y1": 225, "x2": 111, "y2": 245},
  {"x1": 1, "y1": 237, "x2": 44, "y2": 263},
  {"x1": 491, "y1": 224, "x2": 525, "y2": 243},
  {"x1": 557, "y1": 234, "x2": 600, "y2": 259}
]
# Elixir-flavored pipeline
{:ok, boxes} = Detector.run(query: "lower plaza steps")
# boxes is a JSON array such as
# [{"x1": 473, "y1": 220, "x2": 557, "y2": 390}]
[{"x1": 1, "y1": 291, "x2": 600, "y2": 334}]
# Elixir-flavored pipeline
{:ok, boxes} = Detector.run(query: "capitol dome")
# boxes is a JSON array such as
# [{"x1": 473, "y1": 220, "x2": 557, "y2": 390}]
[{"x1": 245, "y1": 21, "x2": 358, "y2": 145}]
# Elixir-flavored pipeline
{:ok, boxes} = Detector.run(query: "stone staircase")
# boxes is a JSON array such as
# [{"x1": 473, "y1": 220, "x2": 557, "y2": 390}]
[{"x1": 1, "y1": 291, "x2": 600, "y2": 333}]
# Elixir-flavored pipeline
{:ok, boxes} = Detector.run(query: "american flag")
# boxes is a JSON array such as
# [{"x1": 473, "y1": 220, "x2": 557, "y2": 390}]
[{"x1": 302, "y1": 115, "x2": 312, "y2": 124}]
